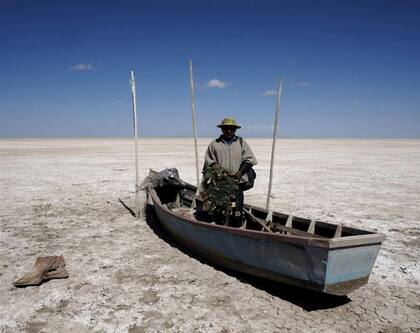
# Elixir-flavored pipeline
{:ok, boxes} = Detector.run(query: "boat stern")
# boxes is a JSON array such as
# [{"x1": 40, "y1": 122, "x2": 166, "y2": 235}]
[{"x1": 323, "y1": 243, "x2": 382, "y2": 295}]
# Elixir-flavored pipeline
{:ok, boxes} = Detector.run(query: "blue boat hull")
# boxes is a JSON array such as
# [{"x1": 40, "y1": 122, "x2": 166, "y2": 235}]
[{"x1": 150, "y1": 189, "x2": 384, "y2": 295}]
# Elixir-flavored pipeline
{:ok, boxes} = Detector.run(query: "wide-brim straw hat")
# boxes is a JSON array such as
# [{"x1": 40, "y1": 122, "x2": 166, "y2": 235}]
[{"x1": 217, "y1": 118, "x2": 241, "y2": 129}]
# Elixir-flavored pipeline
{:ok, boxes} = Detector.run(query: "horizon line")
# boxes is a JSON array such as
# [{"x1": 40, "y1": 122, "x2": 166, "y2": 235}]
[{"x1": 1, "y1": 136, "x2": 420, "y2": 140}]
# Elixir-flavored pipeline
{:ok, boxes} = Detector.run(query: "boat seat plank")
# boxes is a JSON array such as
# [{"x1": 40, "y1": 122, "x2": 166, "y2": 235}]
[
  {"x1": 307, "y1": 220, "x2": 316, "y2": 234},
  {"x1": 334, "y1": 224, "x2": 342, "y2": 238},
  {"x1": 286, "y1": 215, "x2": 293, "y2": 228}
]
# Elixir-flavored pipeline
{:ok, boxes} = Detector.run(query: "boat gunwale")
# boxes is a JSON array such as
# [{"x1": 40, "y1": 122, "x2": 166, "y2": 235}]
[
  {"x1": 182, "y1": 182, "x2": 384, "y2": 238},
  {"x1": 149, "y1": 188, "x2": 386, "y2": 249}
]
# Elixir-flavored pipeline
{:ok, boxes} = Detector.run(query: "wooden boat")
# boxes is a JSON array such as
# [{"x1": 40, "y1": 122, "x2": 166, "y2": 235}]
[{"x1": 145, "y1": 169, "x2": 386, "y2": 296}]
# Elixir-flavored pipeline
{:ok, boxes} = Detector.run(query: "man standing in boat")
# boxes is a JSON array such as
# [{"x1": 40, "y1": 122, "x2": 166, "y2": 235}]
[{"x1": 202, "y1": 118, "x2": 257, "y2": 225}]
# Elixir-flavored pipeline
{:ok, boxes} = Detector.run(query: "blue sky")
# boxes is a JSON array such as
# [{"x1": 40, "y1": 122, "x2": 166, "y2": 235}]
[{"x1": 1, "y1": 0, "x2": 419, "y2": 138}]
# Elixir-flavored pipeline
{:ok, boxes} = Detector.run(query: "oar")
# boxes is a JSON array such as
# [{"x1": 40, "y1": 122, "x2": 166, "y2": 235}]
[
  {"x1": 244, "y1": 208, "x2": 326, "y2": 238},
  {"x1": 243, "y1": 208, "x2": 273, "y2": 233}
]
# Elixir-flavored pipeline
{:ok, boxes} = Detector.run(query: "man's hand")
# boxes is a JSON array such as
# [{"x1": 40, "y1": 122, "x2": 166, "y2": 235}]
[
  {"x1": 233, "y1": 171, "x2": 242, "y2": 179},
  {"x1": 211, "y1": 163, "x2": 221, "y2": 170}
]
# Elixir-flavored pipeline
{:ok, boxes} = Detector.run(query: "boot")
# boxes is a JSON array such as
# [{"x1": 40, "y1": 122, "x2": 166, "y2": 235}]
[{"x1": 13, "y1": 255, "x2": 68, "y2": 287}]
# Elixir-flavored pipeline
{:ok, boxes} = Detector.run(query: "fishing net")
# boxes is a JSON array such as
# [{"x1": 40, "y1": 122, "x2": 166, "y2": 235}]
[
  {"x1": 140, "y1": 168, "x2": 185, "y2": 190},
  {"x1": 201, "y1": 165, "x2": 239, "y2": 217},
  {"x1": 141, "y1": 168, "x2": 186, "y2": 207}
]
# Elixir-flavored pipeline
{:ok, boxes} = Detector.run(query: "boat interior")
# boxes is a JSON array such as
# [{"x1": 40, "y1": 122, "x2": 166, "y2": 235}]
[{"x1": 152, "y1": 181, "x2": 376, "y2": 240}]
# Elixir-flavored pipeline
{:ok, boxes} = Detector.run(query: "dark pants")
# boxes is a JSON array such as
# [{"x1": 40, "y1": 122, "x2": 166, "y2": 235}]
[{"x1": 231, "y1": 189, "x2": 244, "y2": 227}]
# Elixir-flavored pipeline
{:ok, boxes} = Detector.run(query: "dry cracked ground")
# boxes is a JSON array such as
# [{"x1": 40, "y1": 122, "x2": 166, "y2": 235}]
[{"x1": 0, "y1": 138, "x2": 419, "y2": 333}]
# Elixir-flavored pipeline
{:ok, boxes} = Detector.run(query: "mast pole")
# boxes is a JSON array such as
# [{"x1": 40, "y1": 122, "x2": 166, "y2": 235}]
[
  {"x1": 130, "y1": 70, "x2": 141, "y2": 217},
  {"x1": 189, "y1": 59, "x2": 200, "y2": 188},
  {"x1": 266, "y1": 77, "x2": 283, "y2": 211}
]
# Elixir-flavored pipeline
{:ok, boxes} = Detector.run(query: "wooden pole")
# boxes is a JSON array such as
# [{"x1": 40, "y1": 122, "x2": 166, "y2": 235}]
[
  {"x1": 189, "y1": 60, "x2": 200, "y2": 189},
  {"x1": 130, "y1": 70, "x2": 141, "y2": 217},
  {"x1": 266, "y1": 77, "x2": 283, "y2": 211}
]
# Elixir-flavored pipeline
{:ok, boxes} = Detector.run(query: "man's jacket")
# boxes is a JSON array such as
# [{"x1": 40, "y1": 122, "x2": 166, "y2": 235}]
[{"x1": 203, "y1": 136, "x2": 257, "y2": 183}]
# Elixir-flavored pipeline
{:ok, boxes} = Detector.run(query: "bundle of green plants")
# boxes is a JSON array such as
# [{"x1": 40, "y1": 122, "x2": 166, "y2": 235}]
[{"x1": 201, "y1": 165, "x2": 239, "y2": 217}]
